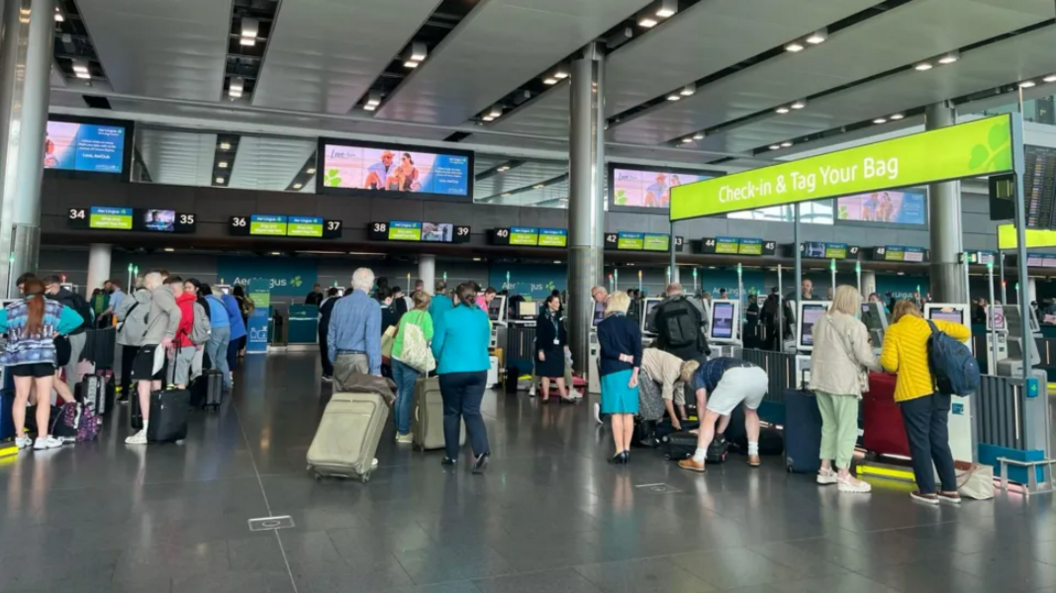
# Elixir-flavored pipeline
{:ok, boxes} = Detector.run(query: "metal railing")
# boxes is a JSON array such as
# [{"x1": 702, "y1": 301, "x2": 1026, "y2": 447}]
[
  {"x1": 975, "y1": 374, "x2": 1026, "y2": 451},
  {"x1": 739, "y1": 349, "x2": 796, "y2": 405}
]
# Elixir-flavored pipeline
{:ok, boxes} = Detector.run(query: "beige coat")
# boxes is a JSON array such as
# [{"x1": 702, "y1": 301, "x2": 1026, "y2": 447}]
[{"x1": 809, "y1": 311, "x2": 880, "y2": 396}]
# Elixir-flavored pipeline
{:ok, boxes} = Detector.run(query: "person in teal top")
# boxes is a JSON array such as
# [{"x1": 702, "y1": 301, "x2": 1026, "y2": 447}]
[
  {"x1": 431, "y1": 283, "x2": 491, "y2": 473},
  {"x1": 428, "y1": 279, "x2": 454, "y2": 337},
  {"x1": 391, "y1": 291, "x2": 434, "y2": 443}
]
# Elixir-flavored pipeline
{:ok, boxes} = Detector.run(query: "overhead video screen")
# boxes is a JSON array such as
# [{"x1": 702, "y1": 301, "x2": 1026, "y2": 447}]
[
  {"x1": 319, "y1": 139, "x2": 473, "y2": 201},
  {"x1": 608, "y1": 164, "x2": 720, "y2": 213},
  {"x1": 836, "y1": 190, "x2": 926, "y2": 225},
  {"x1": 44, "y1": 120, "x2": 127, "y2": 173}
]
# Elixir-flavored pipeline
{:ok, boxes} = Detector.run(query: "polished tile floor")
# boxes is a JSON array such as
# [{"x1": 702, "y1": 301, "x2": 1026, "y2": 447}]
[{"x1": 3, "y1": 353, "x2": 1056, "y2": 593}]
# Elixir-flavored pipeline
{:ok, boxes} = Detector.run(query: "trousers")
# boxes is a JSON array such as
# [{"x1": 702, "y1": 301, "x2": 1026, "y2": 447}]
[
  {"x1": 815, "y1": 390, "x2": 859, "y2": 470},
  {"x1": 899, "y1": 393, "x2": 957, "y2": 494},
  {"x1": 439, "y1": 371, "x2": 489, "y2": 460}
]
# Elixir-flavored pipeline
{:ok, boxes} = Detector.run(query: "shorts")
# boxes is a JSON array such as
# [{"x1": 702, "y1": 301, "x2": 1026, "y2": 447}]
[
  {"x1": 131, "y1": 344, "x2": 164, "y2": 382},
  {"x1": 10, "y1": 363, "x2": 56, "y2": 378},
  {"x1": 706, "y1": 366, "x2": 768, "y2": 416},
  {"x1": 54, "y1": 336, "x2": 71, "y2": 367}
]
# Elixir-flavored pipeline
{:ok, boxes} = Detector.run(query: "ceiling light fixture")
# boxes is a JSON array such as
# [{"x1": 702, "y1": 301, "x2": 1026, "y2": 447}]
[
  {"x1": 769, "y1": 145, "x2": 781, "y2": 150},
  {"x1": 805, "y1": 28, "x2": 827, "y2": 45},
  {"x1": 681, "y1": 137, "x2": 693, "y2": 143},
  {"x1": 293, "y1": 183, "x2": 303, "y2": 189},
  {"x1": 680, "y1": 83, "x2": 696, "y2": 96},
  {"x1": 889, "y1": 113, "x2": 904, "y2": 120},
  {"x1": 785, "y1": 41, "x2": 804, "y2": 53},
  {"x1": 1020, "y1": 80, "x2": 1037, "y2": 89},
  {"x1": 693, "y1": 133, "x2": 704, "y2": 140},
  {"x1": 72, "y1": 60, "x2": 90, "y2": 79},
  {"x1": 781, "y1": 141, "x2": 793, "y2": 148},
  {"x1": 937, "y1": 51, "x2": 959, "y2": 65},
  {"x1": 473, "y1": 257, "x2": 482, "y2": 262},
  {"x1": 306, "y1": 167, "x2": 316, "y2": 174},
  {"x1": 240, "y1": 16, "x2": 258, "y2": 46},
  {"x1": 220, "y1": 142, "x2": 231, "y2": 150},
  {"x1": 1044, "y1": 74, "x2": 1056, "y2": 83},
  {"x1": 403, "y1": 61, "x2": 419, "y2": 68},
  {"x1": 218, "y1": 161, "x2": 228, "y2": 168},
  {"x1": 482, "y1": 115, "x2": 495, "y2": 122},
  {"x1": 533, "y1": 184, "x2": 545, "y2": 189},
  {"x1": 215, "y1": 177, "x2": 225, "y2": 184},
  {"x1": 775, "y1": 106, "x2": 790, "y2": 114},
  {"x1": 638, "y1": 12, "x2": 658, "y2": 28},
  {"x1": 873, "y1": 117, "x2": 887, "y2": 124},
  {"x1": 553, "y1": 65, "x2": 569, "y2": 80},
  {"x1": 228, "y1": 77, "x2": 244, "y2": 98},
  {"x1": 363, "y1": 104, "x2": 377, "y2": 111},
  {"x1": 270, "y1": 252, "x2": 281, "y2": 256},
  {"x1": 54, "y1": 8, "x2": 64, "y2": 22},
  {"x1": 488, "y1": 105, "x2": 503, "y2": 118},
  {"x1": 791, "y1": 99, "x2": 806, "y2": 110},
  {"x1": 497, "y1": 165, "x2": 510, "y2": 172},
  {"x1": 163, "y1": 248, "x2": 174, "y2": 252},
  {"x1": 501, "y1": 193, "x2": 512, "y2": 197},
  {"x1": 543, "y1": 77, "x2": 558, "y2": 85},
  {"x1": 408, "y1": 42, "x2": 427, "y2": 62},
  {"x1": 666, "y1": 94, "x2": 681, "y2": 101},
  {"x1": 656, "y1": 0, "x2": 678, "y2": 18},
  {"x1": 914, "y1": 62, "x2": 933, "y2": 71}
]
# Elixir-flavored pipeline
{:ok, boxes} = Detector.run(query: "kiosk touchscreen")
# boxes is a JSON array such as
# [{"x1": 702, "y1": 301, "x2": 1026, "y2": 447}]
[
  {"x1": 861, "y1": 302, "x2": 888, "y2": 352},
  {"x1": 641, "y1": 297, "x2": 663, "y2": 335},
  {"x1": 708, "y1": 299, "x2": 740, "y2": 344},
  {"x1": 794, "y1": 301, "x2": 830, "y2": 389},
  {"x1": 516, "y1": 300, "x2": 538, "y2": 320},
  {"x1": 487, "y1": 295, "x2": 507, "y2": 323}
]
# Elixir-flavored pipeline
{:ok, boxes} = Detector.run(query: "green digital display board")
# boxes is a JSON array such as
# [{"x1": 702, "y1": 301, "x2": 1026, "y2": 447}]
[
  {"x1": 617, "y1": 232, "x2": 644, "y2": 250},
  {"x1": 89, "y1": 206, "x2": 132, "y2": 230},
  {"x1": 509, "y1": 226, "x2": 539, "y2": 246},
  {"x1": 671, "y1": 114, "x2": 1014, "y2": 221},
  {"x1": 287, "y1": 216, "x2": 324, "y2": 237},
  {"x1": 250, "y1": 215, "x2": 287, "y2": 236}
]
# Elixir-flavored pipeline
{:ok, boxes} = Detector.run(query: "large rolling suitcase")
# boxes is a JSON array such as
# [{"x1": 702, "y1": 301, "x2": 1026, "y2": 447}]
[
  {"x1": 863, "y1": 372, "x2": 911, "y2": 457},
  {"x1": 783, "y1": 389, "x2": 822, "y2": 473},
  {"x1": 147, "y1": 388, "x2": 191, "y2": 443},
  {"x1": 308, "y1": 391, "x2": 388, "y2": 482},
  {"x1": 412, "y1": 376, "x2": 464, "y2": 451},
  {"x1": 665, "y1": 431, "x2": 727, "y2": 463},
  {"x1": 191, "y1": 369, "x2": 224, "y2": 410}
]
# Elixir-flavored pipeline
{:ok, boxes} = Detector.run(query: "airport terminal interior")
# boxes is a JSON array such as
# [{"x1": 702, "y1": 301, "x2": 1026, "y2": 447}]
[{"x1": 6, "y1": 0, "x2": 1056, "y2": 591}]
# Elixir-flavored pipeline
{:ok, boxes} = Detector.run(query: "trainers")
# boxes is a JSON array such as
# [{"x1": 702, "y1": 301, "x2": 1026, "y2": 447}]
[
  {"x1": 838, "y1": 476, "x2": 872, "y2": 494},
  {"x1": 816, "y1": 468, "x2": 838, "y2": 485},
  {"x1": 125, "y1": 429, "x2": 148, "y2": 445},
  {"x1": 395, "y1": 433, "x2": 414, "y2": 444},
  {"x1": 910, "y1": 490, "x2": 939, "y2": 505},
  {"x1": 15, "y1": 436, "x2": 32, "y2": 450},
  {"x1": 528, "y1": 385, "x2": 536, "y2": 397},
  {"x1": 937, "y1": 491, "x2": 962, "y2": 505},
  {"x1": 747, "y1": 454, "x2": 761, "y2": 467},
  {"x1": 678, "y1": 458, "x2": 706, "y2": 473},
  {"x1": 593, "y1": 402, "x2": 603, "y2": 425},
  {"x1": 321, "y1": 375, "x2": 333, "y2": 383},
  {"x1": 33, "y1": 435, "x2": 63, "y2": 450}
]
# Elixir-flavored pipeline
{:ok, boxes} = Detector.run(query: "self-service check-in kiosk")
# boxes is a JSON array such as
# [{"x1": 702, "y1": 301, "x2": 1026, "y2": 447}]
[
  {"x1": 215, "y1": 284, "x2": 232, "y2": 295},
  {"x1": 984, "y1": 305, "x2": 1009, "y2": 375},
  {"x1": 860, "y1": 302, "x2": 888, "y2": 356},
  {"x1": 588, "y1": 304, "x2": 604, "y2": 394},
  {"x1": 924, "y1": 303, "x2": 976, "y2": 463},
  {"x1": 708, "y1": 299, "x2": 741, "y2": 358},
  {"x1": 486, "y1": 295, "x2": 507, "y2": 387},
  {"x1": 640, "y1": 297, "x2": 663, "y2": 346},
  {"x1": 995, "y1": 305, "x2": 1041, "y2": 378},
  {"x1": 795, "y1": 301, "x2": 831, "y2": 388}
]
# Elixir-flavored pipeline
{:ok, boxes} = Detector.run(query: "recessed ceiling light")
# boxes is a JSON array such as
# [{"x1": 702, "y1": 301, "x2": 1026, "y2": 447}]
[
  {"x1": 543, "y1": 77, "x2": 558, "y2": 85},
  {"x1": 488, "y1": 105, "x2": 503, "y2": 118},
  {"x1": 220, "y1": 142, "x2": 231, "y2": 150},
  {"x1": 403, "y1": 61, "x2": 419, "y2": 68},
  {"x1": 805, "y1": 29, "x2": 827, "y2": 45},
  {"x1": 75, "y1": 71, "x2": 91, "y2": 80},
  {"x1": 215, "y1": 177, "x2": 225, "y2": 184},
  {"x1": 533, "y1": 184, "x2": 545, "y2": 189},
  {"x1": 553, "y1": 66, "x2": 569, "y2": 80},
  {"x1": 497, "y1": 165, "x2": 510, "y2": 172},
  {"x1": 680, "y1": 84, "x2": 695, "y2": 97},
  {"x1": 553, "y1": 260, "x2": 562, "y2": 265},
  {"x1": 218, "y1": 161, "x2": 228, "y2": 169},
  {"x1": 240, "y1": 37, "x2": 256, "y2": 47},
  {"x1": 163, "y1": 248, "x2": 174, "y2": 252},
  {"x1": 1045, "y1": 75, "x2": 1056, "y2": 83},
  {"x1": 769, "y1": 145, "x2": 781, "y2": 150},
  {"x1": 873, "y1": 117, "x2": 887, "y2": 124},
  {"x1": 306, "y1": 167, "x2": 316, "y2": 174},
  {"x1": 293, "y1": 183, "x2": 303, "y2": 189},
  {"x1": 775, "y1": 106, "x2": 790, "y2": 114},
  {"x1": 681, "y1": 137, "x2": 693, "y2": 143},
  {"x1": 781, "y1": 141, "x2": 793, "y2": 148},
  {"x1": 364, "y1": 104, "x2": 376, "y2": 111},
  {"x1": 1020, "y1": 80, "x2": 1037, "y2": 88},
  {"x1": 656, "y1": 0, "x2": 677, "y2": 18},
  {"x1": 408, "y1": 42, "x2": 427, "y2": 62},
  {"x1": 889, "y1": 113, "x2": 904, "y2": 120},
  {"x1": 482, "y1": 115, "x2": 495, "y2": 122},
  {"x1": 54, "y1": 10, "x2": 64, "y2": 22},
  {"x1": 785, "y1": 41, "x2": 805, "y2": 53},
  {"x1": 473, "y1": 257, "x2": 481, "y2": 261},
  {"x1": 501, "y1": 193, "x2": 512, "y2": 197},
  {"x1": 638, "y1": 15, "x2": 658, "y2": 28},
  {"x1": 938, "y1": 51, "x2": 959, "y2": 65},
  {"x1": 791, "y1": 100, "x2": 806, "y2": 110},
  {"x1": 241, "y1": 16, "x2": 258, "y2": 38},
  {"x1": 914, "y1": 62, "x2": 933, "y2": 71},
  {"x1": 693, "y1": 133, "x2": 704, "y2": 140},
  {"x1": 270, "y1": 252, "x2": 281, "y2": 256},
  {"x1": 366, "y1": 91, "x2": 381, "y2": 106},
  {"x1": 666, "y1": 94, "x2": 681, "y2": 101}
]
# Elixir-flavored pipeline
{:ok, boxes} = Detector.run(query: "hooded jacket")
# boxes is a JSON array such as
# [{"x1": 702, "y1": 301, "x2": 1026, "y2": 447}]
[
  {"x1": 115, "y1": 288, "x2": 151, "y2": 347},
  {"x1": 142, "y1": 285, "x2": 182, "y2": 345},
  {"x1": 174, "y1": 291, "x2": 196, "y2": 348}
]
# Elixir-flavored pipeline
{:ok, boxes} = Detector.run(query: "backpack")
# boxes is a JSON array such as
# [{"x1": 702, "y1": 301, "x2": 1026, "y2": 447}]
[
  {"x1": 660, "y1": 298, "x2": 701, "y2": 349},
  {"x1": 190, "y1": 302, "x2": 212, "y2": 345},
  {"x1": 926, "y1": 320, "x2": 980, "y2": 396}
]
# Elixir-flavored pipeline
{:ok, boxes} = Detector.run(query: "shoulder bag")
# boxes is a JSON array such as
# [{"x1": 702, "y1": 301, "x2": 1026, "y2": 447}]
[{"x1": 397, "y1": 311, "x2": 436, "y2": 374}]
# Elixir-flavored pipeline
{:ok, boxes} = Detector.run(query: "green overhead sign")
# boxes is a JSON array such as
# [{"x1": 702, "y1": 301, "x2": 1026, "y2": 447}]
[{"x1": 670, "y1": 114, "x2": 1014, "y2": 221}]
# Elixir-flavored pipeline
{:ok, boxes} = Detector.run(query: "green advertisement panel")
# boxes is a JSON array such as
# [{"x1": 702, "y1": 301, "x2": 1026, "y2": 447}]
[{"x1": 671, "y1": 114, "x2": 1014, "y2": 221}]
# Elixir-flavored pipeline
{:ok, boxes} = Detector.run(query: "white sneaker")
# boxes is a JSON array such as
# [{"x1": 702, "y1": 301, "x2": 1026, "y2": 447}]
[
  {"x1": 395, "y1": 433, "x2": 413, "y2": 444},
  {"x1": 15, "y1": 436, "x2": 33, "y2": 450},
  {"x1": 838, "y1": 476, "x2": 872, "y2": 493},
  {"x1": 816, "y1": 468, "x2": 838, "y2": 485},
  {"x1": 125, "y1": 429, "x2": 148, "y2": 445},
  {"x1": 594, "y1": 402, "x2": 603, "y2": 425},
  {"x1": 33, "y1": 435, "x2": 63, "y2": 450},
  {"x1": 321, "y1": 375, "x2": 333, "y2": 383},
  {"x1": 528, "y1": 385, "x2": 536, "y2": 397}
]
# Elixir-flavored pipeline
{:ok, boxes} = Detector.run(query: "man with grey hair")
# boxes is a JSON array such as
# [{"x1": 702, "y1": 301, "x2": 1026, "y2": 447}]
[
  {"x1": 328, "y1": 268, "x2": 381, "y2": 387},
  {"x1": 126, "y1": 270, "x2": 182, "y2": 445}
]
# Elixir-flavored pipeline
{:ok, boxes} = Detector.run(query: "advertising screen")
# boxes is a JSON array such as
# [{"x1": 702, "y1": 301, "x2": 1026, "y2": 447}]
[
  {"x1": 142, "y1": 209, "x2": 175, "y2": 232},
  {"x1": 837, "y1": 190, "x2": 926, "y2": 225},
  {"x1": 44, "y1": 120, "x2": 127, "y2": 173},
  {"x1": 421, "y1": 222, "x2": 453, "y2": 242},
  {"x1": 89, "y1": 207, "x2": 132, "y2": 230},
  {"x1": 611, "y1": 167, "x2": 713, "y2": 211},
  {"x1": 320, "y1": 141, "x2": 471, "y2": 199}
]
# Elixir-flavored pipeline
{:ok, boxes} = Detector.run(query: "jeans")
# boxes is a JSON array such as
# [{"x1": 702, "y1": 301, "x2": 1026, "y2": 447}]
[
  {"x1": 227, "y1": 338, "x2": 241, "y2": 372},
  {"x1": 439, "y1": 371, "x2": 489, "y2": 460},
  {"x1": 391, "y1": 359, "x2": 419, "y2": 435},
  {"x1": 319, "y1": 329, "x2": 333, "y2": 377},
  {"x1": 206, "y1": 326, "x2": 232, "y2": 389},
  {"x1": 899, "y1": 393, "x2": 957, "y2": 494},
  {"x1": 815, "y1": 390, "x2": 859, "y2": 470}
]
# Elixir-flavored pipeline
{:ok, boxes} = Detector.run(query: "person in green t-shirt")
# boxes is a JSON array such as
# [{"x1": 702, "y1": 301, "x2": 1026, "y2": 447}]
[{"x1": 391, "y1": 290, "x2": 434, "y2": 443}]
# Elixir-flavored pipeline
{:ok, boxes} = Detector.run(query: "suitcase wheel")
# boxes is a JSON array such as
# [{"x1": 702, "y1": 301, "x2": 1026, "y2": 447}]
[
  {"x1": 360, "y1": 473, "x2": 370, "y2": 484},
  {"x1": 314, "y1": 473, "x2": 322, "y2": 482}
]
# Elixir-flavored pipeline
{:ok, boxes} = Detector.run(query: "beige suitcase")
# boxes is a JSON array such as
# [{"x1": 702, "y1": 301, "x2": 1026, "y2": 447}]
[
  {"x1": 307, "y1": 391, "x2": 388, "y2": 482},
  {"x1": 413, "y1": 377, "x2": 464, "y2": 451}
]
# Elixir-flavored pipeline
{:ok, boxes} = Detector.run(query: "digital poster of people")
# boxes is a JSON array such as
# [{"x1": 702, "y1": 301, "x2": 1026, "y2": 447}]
[
  {"x1": 322, "y1": 144, "x2": 470, "y2": 197},
  {"x1": 611, "y1": 168, "x2": 711, "y2": 209}
]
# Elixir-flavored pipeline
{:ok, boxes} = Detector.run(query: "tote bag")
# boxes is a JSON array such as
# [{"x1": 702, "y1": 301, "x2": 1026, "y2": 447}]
[{"x1": 396, "y1": 312, "x2": 435, "y2": 373}]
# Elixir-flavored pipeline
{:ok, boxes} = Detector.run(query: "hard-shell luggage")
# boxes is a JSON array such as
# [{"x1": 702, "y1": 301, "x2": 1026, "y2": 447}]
[
  {"x1": 412, "y1": 376, "x2": 464, "y2": 451},
  {"x1": 76, "y1": 374, "x2": 101, "y2": 416},
  {"x1": 863, "y1": 372, "x2": 911, "y2": 457},
  {"x1": 664, "y1": 431, "x2": 728, "y2": 463},
  {"x1": 307, "y1": 391, "x2": 388, "y2": 482},
  {"x1": 726, "y1": 405, "x2": 785, "y2": 456},
  {"x1": 191, "y1": 369, "x2": 223, "y2": 410},
  {"x1": 84, "y1": 328, "x2": 117, "y2": 370},
  {"x1": 783, "y1": 389, "x2": 822, "y2": 473},
  {"x1": 99, "y1": 371, "x2": 115, "y2": 416},
  {"x1": 147, "y1": 388, "x2": 190, "y2": 443}
]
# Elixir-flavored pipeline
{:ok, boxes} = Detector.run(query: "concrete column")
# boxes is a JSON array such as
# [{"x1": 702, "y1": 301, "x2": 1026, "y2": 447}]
[
  {"x1": 0, "y1": 0, "x2": 56, "y2": 296},
  {"x1": 926, "y1": 102, "x2": 965, "y2": 302},
  {"x1": 862, "y1": 270, "x2": 877, "y2": 296},
  {"x1": 86, "y1": 244, "x2": 112, "y2": 293},
  {"x1": 419, "y1": 254, "x2": 435, "y2": 295},
  {"x1": 567, "y1": 42, "x2": 606, "y2": 373}
]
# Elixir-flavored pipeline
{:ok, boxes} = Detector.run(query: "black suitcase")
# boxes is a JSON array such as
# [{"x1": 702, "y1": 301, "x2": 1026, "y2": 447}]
[
  {"x1": 83, "y1": 328, "x2": 117, "y2": 370},
  {"x1": 784, "y1": 389, "x2": 822, "y2": 473},
  {"x1": 98, "y1": 371, "x2": 115, "y2": 416},
  {"x1": 664, "y1": 431, "x2": 727, "y2": 463},
  {"x1": 725, "y1": 405, "x2": 785, "y2": 456},
  {"x1": 147, "y1": 388, "x2": 190, "y2": 443},
  {"x1": 191, "y1": 370, "x2": 224, "y2": 410},
  {"x1": 75, "y1": 374, "x2": 101, "y2": 416}
]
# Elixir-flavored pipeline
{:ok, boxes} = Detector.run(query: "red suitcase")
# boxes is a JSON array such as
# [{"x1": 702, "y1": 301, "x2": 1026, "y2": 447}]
[{"x1": 862, "y1": 372, "x2": 911, "y2": 458}]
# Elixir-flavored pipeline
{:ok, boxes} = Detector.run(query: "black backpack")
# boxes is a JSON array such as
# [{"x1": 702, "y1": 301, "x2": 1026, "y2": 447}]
[{"x1": 661, "y1": 298, "x2": 701, "y2": 349}]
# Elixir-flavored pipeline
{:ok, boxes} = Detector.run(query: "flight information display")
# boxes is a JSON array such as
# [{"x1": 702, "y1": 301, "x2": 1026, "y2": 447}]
[
  {"x1": 1024, "y1": 145, "x2": 1056, "y2": 229},
  {"x1": 489, "y1": 227, "x2": 568, "y2": 248},
  {"x1": 872, "y1": 245, "x2": 927, "y2": 263},
  {"x1": 604, "y1": 232, "x2": 684, "y2": 252},
  {"x1": 229, "y1": 214, "x2": 342, "y2": 238},
  {"x1": 368, "y1": 221, "x2": 471, "y2": 243},
  {"x1": 700, "y1": 236, "x2": 776, "y2": 256},
  {"x1": 68, "y1": 207, "x2": 196, "y2": 233}
]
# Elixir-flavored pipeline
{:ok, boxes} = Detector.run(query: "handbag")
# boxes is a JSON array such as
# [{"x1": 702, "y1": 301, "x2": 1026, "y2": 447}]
[
  {"x1": 380, "y1": 324, "x2": 397, "y2": 361},
  {"x1": 827, "y1": 314, "x2": 870, "y2": 394},
  {"x1": 396, "y1": 311, "x2": 435, "y2": 373},
  {"x1": 957, "y1": 463, "x2": 995, "y2": 499}
]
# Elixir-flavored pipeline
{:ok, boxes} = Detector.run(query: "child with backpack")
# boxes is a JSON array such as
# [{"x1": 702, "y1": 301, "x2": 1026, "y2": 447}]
[
  {"x1": 880, "y1": 299, "x2": 972, "y2": 505},
  {"x1": 168, "y1": 277, "x2": 210, "y2": 389}
]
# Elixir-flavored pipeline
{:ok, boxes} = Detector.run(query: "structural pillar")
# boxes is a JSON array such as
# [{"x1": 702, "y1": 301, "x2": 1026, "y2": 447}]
[
  {"x1": 419, "y1": 254, "x2": 436, "y2": 295},
  {"x1": 86, "y1": 244, "x2": 111, "y2": 293},
  {"x1": 861, "y1": 270, "x2": 877, "y2": 297},
  {"x1": 567, "y1": 42, "x2": 605, "y2": 374},
  {"x1": 926, "y1": 102, "x2": 966, "y2": 302},
  {"x1": 0, "y1": 0, "x2": 56, "y2": 296}
]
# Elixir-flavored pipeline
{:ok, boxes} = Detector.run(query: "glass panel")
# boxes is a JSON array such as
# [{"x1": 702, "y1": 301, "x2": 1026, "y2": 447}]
[
  {"x1": 728, "y1": 200, "x2": 834, "y2": 224},
  {"x1": 472, "y1": 155, "x2": 569, "y2": 209}
]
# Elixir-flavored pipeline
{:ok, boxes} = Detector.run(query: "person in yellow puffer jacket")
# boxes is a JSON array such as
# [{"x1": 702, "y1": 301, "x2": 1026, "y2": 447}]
[{"x1": 880, "y1": 300, "x2": 971, "y2": 506}]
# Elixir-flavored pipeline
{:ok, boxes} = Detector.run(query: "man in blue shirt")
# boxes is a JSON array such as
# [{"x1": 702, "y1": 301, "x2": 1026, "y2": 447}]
[{"x1": 328, "y1": 268, "x2": 381, "y2": 387}]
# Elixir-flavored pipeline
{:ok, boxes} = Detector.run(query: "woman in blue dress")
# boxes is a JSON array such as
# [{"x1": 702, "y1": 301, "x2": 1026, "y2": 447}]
[{"x1": 596, "y1": 291, "x2": 642, "y2": 464}]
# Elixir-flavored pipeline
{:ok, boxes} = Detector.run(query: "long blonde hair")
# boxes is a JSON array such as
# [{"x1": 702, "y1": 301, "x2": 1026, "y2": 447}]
[{"x1": 829, "y1": 285, "x2": 862, "y2": 316}]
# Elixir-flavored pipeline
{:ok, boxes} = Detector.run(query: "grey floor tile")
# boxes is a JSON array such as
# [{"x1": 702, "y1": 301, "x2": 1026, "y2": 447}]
[
  {"x1": 953, "y1": 549, "x2": 1056, "y2": 591},
  {"x1": 291, "y1": 559, "x2": 415, "y2": 593},
  {"x1": 372, "y1": 584, "x2": 483, "y2": 593},
  {"x1": 172, "y1": 570, "x2": 295, "y2": 593},
  {"x1": 669, "y1": 547, "x2": 807, "y2": 589},
  {"x1": 722, "y1": 572, "x2": 901, "y2": 593},
  {"x1": 474, "y1": 568, "x2": 605, "y2": 593},
  {"x1": 573, "y1": 557, "x2": 716, "y2": 593}
]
